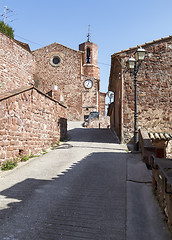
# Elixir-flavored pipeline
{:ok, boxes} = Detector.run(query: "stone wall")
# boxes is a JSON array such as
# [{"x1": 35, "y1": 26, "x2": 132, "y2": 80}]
[
  {"x1": 0, "y1": 86, "x2": 67, "y2": 165},
  {"x1": 107, "y1": 102, "x2": 115, "y2": 131},
  {"x1": 108, "y1": 56, "x2": 123, "y2": 141},
  {"x1": 123, "y1": 38, "x2": 172, "y2": 142},
  {"x1": 46, "y1": 86, "x2": 65, "y2": 104},
  {"x1": 139, "y1": 129, "x2": 172, "y2": 234},
  {"x1": 99, "y1": 92, "x2": 106, "y2": 116},
  {"x1": 0, "y1": 32, "x2": 35, "y2": 93},
  {"x1": 33, "y1": 43, "x2": 83, "y2": 121},
  {"x1": 88, "y1": 116, "x2": 110, "y2": 129},
  {"x1": 152, "y1": 156, "x2": 172, "y2": 234},
  {"x1": 109, "y1": 36, "x2": 172, "y2": 143}
]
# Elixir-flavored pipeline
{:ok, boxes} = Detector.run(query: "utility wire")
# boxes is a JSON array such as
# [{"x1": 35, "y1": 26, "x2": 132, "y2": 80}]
[
  {"x1": 98, "y1": 62, "x2": 111, "y2": 66},
  {"x1": 14, "y1": 35, "x2": 111, "y2": 67},
  {"x1": 14, "y1": 34, "x2": 44, "y2": 47}
]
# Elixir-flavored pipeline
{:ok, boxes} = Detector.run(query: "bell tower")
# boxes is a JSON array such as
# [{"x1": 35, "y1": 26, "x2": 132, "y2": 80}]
[
  {"x1": 79, "y1": 31, "x2": 100, "y2": 120},
  {"x1": 79, "y1": 38, "x2": 100, "y2": 80}
]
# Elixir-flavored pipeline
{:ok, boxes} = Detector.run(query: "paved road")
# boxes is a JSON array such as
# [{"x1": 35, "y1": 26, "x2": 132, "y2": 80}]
[{"x1": 0, "y1": 122, "x2": 171, "y2": 240}]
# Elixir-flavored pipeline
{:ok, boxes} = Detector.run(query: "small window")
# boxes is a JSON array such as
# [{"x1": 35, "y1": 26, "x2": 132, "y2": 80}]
[
  {"x1": 50, "y1": 55, "x2": 61, "y2": 67},
  {"x1": 86, "y1": 47, "x2": 91, "y2": 63},
  {"x1": 53, "y1": 57, "x2": 60, "y2": 65}
]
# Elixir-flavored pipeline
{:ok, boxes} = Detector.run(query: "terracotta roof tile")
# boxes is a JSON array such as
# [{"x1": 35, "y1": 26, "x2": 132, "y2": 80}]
[{"x1": 149, "y1": 132, "x2": 172, "y2": 141}]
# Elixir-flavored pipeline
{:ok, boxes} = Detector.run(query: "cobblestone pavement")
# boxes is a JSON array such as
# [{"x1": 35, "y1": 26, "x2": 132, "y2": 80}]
[{"x1": 0, "y1": 122, "x2": 171, "y2": 240}]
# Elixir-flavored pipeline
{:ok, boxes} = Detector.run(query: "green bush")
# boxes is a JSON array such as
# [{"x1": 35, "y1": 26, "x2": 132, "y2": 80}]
[
  {"x1": 1, "y1": 160, "x2": 17, "y2": 171},
  {"x1": 42, "y1": 149, "x2": 48, "y2": 155},
  {"x1": 21, "y1": 155, "x2": 29, "y2": 162},
  {"x1": 29, "y1": 152, "x2": 38, "y2": 158},
  {"x1": 0, "y1": 21, "x2": 14, "y2": 38}
]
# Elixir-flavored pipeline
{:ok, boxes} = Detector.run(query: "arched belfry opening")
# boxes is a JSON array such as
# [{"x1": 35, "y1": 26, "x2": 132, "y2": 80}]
[
  {"x1": 86, "y1": 47, "x2": 91, "y2": 63},
  {"x1": 79, "y1": 37, "x2": 98, "y2": 66}
]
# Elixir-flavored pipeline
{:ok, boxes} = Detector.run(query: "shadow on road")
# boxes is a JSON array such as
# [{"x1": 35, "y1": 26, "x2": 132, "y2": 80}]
[
  {"x1": 68, "y1": 128, "x2": 119, "y2": 144},
  {"x1": 0, "y1": 151, "x2": 127, "y2": 240}
]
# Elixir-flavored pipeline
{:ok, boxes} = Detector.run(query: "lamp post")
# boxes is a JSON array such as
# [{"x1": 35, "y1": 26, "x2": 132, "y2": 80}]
[{"x1": 126, "y1": 47, "x2": 146, "y2": 151}]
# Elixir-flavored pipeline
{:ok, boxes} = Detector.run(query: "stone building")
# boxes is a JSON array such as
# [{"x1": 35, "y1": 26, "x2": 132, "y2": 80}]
[
  {"x1": 0, "y1": 32, "x2": 35, "y2": 92},
  {"x1": 33, "y1": 38, "x2": 105, "y2": 121},
  {"x1": 108, "y1": 36, "x2": 172, "y2": 147},
  {"x1": 0, "y1": 30, "x2": 106, "y2": 165},
  {"x1": 0, "y1": 32, "x2": 67, "y2": 164}
]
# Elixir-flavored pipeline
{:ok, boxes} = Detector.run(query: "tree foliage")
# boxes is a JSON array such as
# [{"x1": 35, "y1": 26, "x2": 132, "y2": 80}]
[{"x1": 0, "y1": 21, "x2": 14, "y2": 38}]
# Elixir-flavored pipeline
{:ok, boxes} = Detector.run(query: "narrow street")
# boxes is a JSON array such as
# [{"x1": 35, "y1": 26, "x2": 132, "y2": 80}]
[{"x1": 0, "y1": 122, "x2": 171, "y2": 240}]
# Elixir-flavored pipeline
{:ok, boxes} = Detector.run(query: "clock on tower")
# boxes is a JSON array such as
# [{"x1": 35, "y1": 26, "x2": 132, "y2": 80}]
[{"x1": 79, "y1": 33, "x2": 100, "y2": 119}]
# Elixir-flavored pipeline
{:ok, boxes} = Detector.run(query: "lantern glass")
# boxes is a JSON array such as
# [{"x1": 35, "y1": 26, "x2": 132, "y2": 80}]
[
  {"x1": 135, "y1": 47, "x2": 146, "y2": 61},
  {"x1": 127, "y1": 57, "x2": 136, "y2": 70}
]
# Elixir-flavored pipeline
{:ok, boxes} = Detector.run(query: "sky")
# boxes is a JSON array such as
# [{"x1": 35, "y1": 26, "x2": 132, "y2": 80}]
[{"x1": 0, "y1": 0, "x2": 172, "y2": 94}]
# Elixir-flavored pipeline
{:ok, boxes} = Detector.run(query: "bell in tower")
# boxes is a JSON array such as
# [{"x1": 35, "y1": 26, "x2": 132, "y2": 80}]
[
  {"x1": 86, "y1": 47, "x2": 91, "y2": 63},
  {"x1": 79, "y1": 31, "x2": 99, "y2": 78},
  {"x1": 79, "y1": 29, "x2": 101, "y2": 119}
]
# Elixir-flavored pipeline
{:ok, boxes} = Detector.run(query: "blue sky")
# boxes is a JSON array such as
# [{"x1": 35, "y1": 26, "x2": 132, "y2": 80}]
[{"x1": 0, "y1": 0, "x2": 172, "y2": 93}]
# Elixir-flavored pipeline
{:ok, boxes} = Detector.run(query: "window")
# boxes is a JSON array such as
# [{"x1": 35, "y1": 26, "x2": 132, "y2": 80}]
[
  {"x1": 53, "y1": 57, "x2": 60, "y2": 65},
  {"x1": 86, "y1": 47, "x2": 91, "y2": 63},
  {"x1": 50, "y1": 55, "x2": 61, "y2": 67}
]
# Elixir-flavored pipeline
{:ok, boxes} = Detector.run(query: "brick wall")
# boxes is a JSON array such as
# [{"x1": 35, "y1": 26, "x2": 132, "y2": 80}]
[
  {"x1": 109, "y1": 36, "x2": 172, "y2": 143},
  {"x1": 0, "y1": 86, "x2": 67, "y2": 165},
  {"x1": 0, "y1": 32, "x2": 35, "y2": 93},
  {"x1": 33, "y1": 43, "x2": 83, "y2": 121}
]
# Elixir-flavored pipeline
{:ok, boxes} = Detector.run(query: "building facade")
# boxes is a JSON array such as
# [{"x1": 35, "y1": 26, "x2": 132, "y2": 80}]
[
  {"x1": 0, "y1": 31, "x2": 106, "y2": 165},
  {"x1": 108, "y1": 36, "x2": 172, "y2": 145},
  {"x1": 33, "y1": 39, "x2": 105, "y2": 121},
  {"x1": 0, "y1": 32, "x2": 67, "y2": 164},
  {"x1": 0, "y1": 32, "x2": 35, "y2": 93}
]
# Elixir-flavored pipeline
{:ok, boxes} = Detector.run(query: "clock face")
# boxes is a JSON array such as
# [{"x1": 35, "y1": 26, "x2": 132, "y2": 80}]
[{"x1": 84, "y1": 79, "x2": 93, "y2": 89}]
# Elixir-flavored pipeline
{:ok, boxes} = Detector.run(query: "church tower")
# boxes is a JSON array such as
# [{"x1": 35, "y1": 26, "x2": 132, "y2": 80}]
[
  {"x1": 79, "y1": 33, "x2": 100, "y2": 120},
  {"x1": 79, "y1": 35, "x2": 100, "y2": 79}
]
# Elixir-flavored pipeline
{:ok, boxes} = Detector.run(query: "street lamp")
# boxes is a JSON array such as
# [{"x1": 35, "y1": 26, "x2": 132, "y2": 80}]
[
  {"x1": 126, "y1": 47, "x2": 146, "y2": 151},
  {"x1": 107, "y1": 91, "x2": 114, "y2": 104}
]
